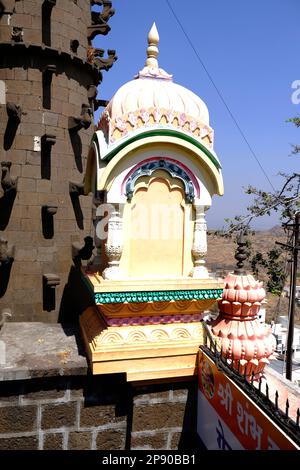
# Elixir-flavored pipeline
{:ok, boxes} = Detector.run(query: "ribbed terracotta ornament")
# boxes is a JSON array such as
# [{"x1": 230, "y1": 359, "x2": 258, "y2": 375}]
[{"x1": 210, "y1": 234, "x2": 276, "y2": 377}]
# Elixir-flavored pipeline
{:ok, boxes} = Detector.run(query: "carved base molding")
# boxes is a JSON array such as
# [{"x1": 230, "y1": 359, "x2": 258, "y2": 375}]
[
  {"x1": 80, "y1": 306, "x2": 205, "y2": 381},
  {"x1": 98, "y1": 298, "x2": 216, "y2": 319}
]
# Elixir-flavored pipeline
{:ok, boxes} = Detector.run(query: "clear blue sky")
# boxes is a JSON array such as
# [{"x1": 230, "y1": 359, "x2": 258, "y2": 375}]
[{"x1": 94, "y1": 0, "x2": 300, "y2": 230}]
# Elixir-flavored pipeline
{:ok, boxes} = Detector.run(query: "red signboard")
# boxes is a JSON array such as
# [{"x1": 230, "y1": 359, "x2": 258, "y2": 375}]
[{"x1": 198, "y1": 350, "x2": 299, "y2": 450}]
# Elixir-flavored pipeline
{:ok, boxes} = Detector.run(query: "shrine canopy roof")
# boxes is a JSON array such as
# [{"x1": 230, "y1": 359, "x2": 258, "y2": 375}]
[{"x1": 96, "y1": 23, "x2": 218, "y2": 163}]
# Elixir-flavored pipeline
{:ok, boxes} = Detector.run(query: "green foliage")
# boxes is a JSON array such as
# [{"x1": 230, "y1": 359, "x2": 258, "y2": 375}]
[
  {"x1": 286, "y1": 117, "x2": 300, "y2": 128},
  {"x1": 250, "y1": 248, "x2": 287, "y2": 295}
]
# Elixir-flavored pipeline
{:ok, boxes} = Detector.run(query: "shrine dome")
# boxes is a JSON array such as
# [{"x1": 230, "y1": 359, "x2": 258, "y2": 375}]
[
  {"x1": 105, "y1": 62, "x2": 210, "y2": 127},
  {"x1": 85, "y1": 23, "x2": 224, "y2": 200},
  {"x1": 97, "y1": 23, "x2": 214, "y2": 151}
]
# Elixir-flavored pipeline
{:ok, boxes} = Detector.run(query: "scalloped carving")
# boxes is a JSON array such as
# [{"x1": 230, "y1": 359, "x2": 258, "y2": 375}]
[
  {"x1": 103, "y1": 107, "x2": 214, "y2": 150},
  {"x1": 127, "y1": 330, "x2": 147, "y2": 342},
  {"x1": 174, "y1": 300, "x2": 190, "y2": 310},
  {"x1": 172, "y1": 328, "x2": 191, "y2": 339},
  {"x1": 101, "y1": 303, "x2": 124, "y2": 314},
  {"x1": 127, "y1": 303, "x2": 148, "y2": 313},
  {"x1": 98, "y1": 331, "x2": 123, "y2": 344},
  {"x1": 151, "y1": 301, "x2": 170, "y2": 312},
  {"x1": 150, "y1": 329, "x2": 170, "y2": 341}
]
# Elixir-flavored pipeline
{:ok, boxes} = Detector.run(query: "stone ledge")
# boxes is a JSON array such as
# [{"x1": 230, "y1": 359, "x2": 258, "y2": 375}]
[
  {"x1": 0, "y1": 322, "x2": 88, "y2": 381},
  {"x1": 0, "y1": 42, "x2": 101, "y2": 85}
]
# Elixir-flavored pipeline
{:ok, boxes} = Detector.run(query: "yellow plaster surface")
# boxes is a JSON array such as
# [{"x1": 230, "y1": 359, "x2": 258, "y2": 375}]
[{"x1": 84, "y1": 271, "x2": 224, "y2": 293}]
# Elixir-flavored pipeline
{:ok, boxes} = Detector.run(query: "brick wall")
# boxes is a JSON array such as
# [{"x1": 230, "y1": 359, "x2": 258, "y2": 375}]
[
  {"x1": 0, "y1": 0, "x2": 112, "y2": 322},
  {"x1": 0, "y1": 375, "x2": 199, "y2": 450}
]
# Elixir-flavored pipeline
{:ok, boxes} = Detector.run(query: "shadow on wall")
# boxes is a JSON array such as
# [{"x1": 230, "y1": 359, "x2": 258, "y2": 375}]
[
  {"x1": 69, "y1": 130, "x2": 83, "y2": 173},
  {"x1": 178, "y1": 383, "x2": 206, "y2": 450},
  {"x1": 58, "y1": 265, "x2": 95, "y2": 324},
  {"x1": 0, "y1": 261, "x2": 13, "y2": 298},
  {"x1": 3, "y1": 114, "x2": 20, "y2": 150},
  {"x1": 0, "y1": 190, "x2": 16, "y2": 230}
]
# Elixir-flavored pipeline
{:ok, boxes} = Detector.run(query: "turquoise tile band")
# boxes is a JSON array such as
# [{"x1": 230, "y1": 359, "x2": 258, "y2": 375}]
[{"x1": 94, "y1": 289, "x2": 223, "y2": 304}]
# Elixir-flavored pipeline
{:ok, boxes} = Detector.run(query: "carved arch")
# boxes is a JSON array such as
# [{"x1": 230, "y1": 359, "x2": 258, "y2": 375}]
[{"x1": 125, "y1": 159, "x2": 195, "y2": 203}]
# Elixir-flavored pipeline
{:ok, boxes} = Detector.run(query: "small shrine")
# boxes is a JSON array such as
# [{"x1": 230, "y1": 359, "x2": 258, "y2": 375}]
[{"x1": 80, "y1": 24, "x2": 224, "y2": 381}]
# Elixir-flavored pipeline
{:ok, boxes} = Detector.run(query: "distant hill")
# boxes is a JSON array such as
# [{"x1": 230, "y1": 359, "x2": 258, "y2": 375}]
[{"x1": 206, "y1": 226, "x2": 287, "y2": 275}]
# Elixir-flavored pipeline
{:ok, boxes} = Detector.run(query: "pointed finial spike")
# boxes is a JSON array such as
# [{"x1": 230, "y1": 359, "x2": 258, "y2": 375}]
[
  {"x1": 146, "y1": 22, "x2": 159, "y2": 68},
  {"x1": 149, "y1": 22, "x2": 159, "y2": 43}
]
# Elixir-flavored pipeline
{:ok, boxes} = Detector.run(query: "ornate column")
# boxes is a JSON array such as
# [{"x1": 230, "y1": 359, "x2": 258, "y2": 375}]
[
  {"x1": 102, "y1": 205, "x2": 123, "y2": 280},
  {"x1": 190, "y1": 205, "x2": 208, "y2": 279}
]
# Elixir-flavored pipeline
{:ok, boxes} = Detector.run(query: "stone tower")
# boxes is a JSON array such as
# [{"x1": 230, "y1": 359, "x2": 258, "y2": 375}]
[{"x1": 0, "y1": 0, "x2": 116, "y2": 321}]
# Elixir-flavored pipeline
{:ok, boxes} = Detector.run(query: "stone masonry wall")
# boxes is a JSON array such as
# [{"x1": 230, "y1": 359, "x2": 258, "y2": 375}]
[
  {"x1": 0, "y1": 375, "x2": 199, "y2": 450},
  {"x1": 0, "y1": 0, "x2": 113, "y2": 322}
]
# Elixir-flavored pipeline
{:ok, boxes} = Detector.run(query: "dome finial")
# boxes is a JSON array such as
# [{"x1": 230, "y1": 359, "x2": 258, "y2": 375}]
[{"x1": 146, "y1": 22, "x2": 159, "y2": 68}]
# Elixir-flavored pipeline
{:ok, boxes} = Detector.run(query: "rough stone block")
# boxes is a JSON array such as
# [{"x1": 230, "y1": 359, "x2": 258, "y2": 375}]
[
  {"x1": 18, "y1": 177, "x2": 36, "y2": 192},
  {"x1": 41, "y1": 402, "x2": 77, "y2": 429},
  {"x1": 20, "y1": 123, "x2": 44, "y2": 136},
  {"x1": 14, "y1": 68, "x2": 28, "y2": 81},
  {"x1": 15, "y1": 247, "x2": 38, "y2": 262},
  {"x1": 7, "y1": 80, "x2": 31, "y2": 95},
  {"x1": 80, "y1": 404, "x2": 126, "y2": 428},
  {"x1": 25, "y1": 110, "x2": 43, "y2": 125},
  {"x1": 13, "y1": 274, "x2": 39, "y2": 290},
  {"x1": 28, "y1": 69, "x2": 41, "y2": 82},
  {"x1": 96, "y1": 429, "x2": 126, "y2": 451},
  {"x1": 11, "y1": 13, "x2": 32, "y2": 28},
  {"x1": 0, "y1": 405, "x2": 37, "y2": 433},
  {"x1": 0, "y1": 26, "x2": 12, "y2": 42},
  {"x1": 24, "y1": 29, "x2": 41, "y2": 44},
  {"x1": 15, "y1": 135, "x2": 34, "y2": 151},
  {"x1": 13, "y1": 288, "x2": 40, "y2": 304},
  {"x1": 18, "y1": 191, "x2": 40, "y2": 205},
  {"x1": 0, "y1": 436, "x2": 38, "y2": 450},
  {"x1": 170, "y1": 431, "x2": 181, "y2": 450},
  {"x1": 31, "y1": 81, "x2": 42, "y2": 97},
  {"x1": 14, "y1": 265, "x2": 41, "y2": 281},
  {"x1": 68, "y1": 431, "x2": 92, "y2": 450},
  {"x1": 42, "y1": 112, "x2": 59, "y2": 127},
  {"x1": 131, "y1": 432, "x2": 168, "y2": 450},
  {"x1": 10, "y1": 149, "x2": 26, "y2": 164},
  {"x1": 43, "y1": 432, "x2": 64, "y2": 450},
  {"x1": 31, "y1": 15, "x2": 41, "y2": 30},
  {"x1": 21, "y1": 164, "x2": 41, "y2": 179},
  {"x1": 22, "y1": 94, "x2": 42, "y2": 109},
  {"x1": 37, "y1": 180, "x2": 51, "y2": 193},
  {"x1": 20, "y1": 218, "x2": 40, "y2": 231},
  {"x1": 132, "y1": 403, "x2": 186, "y2": 432}
]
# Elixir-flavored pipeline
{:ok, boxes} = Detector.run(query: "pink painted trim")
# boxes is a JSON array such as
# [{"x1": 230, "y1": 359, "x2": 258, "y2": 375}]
[{"x1": 121, "y1": 156, "x2": 200, "y2": 198}]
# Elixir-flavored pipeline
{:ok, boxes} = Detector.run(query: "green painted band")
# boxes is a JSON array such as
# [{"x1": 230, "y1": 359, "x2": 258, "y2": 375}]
[
  {"x1": 102, "y1": 129, "x2": 221, "y2": 170},
  {"x1": 94, "y1": 288, "x2": 223, "y2": 304}
]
